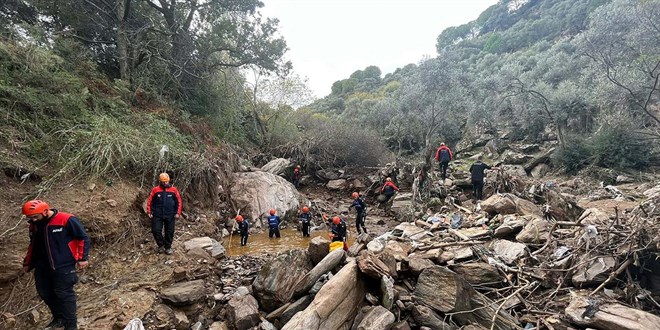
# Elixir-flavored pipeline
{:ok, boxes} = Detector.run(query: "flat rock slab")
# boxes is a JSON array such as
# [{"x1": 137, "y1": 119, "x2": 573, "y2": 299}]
[
  {"x1": 491, "y1": 240, "x2": 527, "y2": 265},
  {"x1": 160, "y1": 280, "x2": 205, "y2": 306}
]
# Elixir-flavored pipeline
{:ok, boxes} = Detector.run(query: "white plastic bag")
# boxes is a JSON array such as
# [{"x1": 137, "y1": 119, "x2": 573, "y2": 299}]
[{"x1": 123, "y1": 318, "x2": 145, "y2": 330}]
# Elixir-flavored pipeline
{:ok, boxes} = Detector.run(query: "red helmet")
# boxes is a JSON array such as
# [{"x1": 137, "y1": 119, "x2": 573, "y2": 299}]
[
  {"x1": 332, "y1": 216, "x2": 341, "y2": 225},
  {"x1": 302, "y1": 206, "x2": 309, "y2": 213},
  {"x1": 269, "y1": 209, "x2": 276, "y2": 216},
  {"x1": 352, "y1": 192, "x2": 359, "y2": 199},
  {"x1": 235, "y1": 215, "x2": 244, "y2": 222},
  {"x1": 22, "y1": 200, "x2": 49, "y2": 217}
]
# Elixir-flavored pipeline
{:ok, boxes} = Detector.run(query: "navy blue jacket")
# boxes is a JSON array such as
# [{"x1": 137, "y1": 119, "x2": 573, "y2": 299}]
[
  {"x1": 350, "y1": 197, "x2": 367, "y2": 214},
  {"x1": 238, "y1": 220, "x2": 250, "y2": 235},
  {"x1": 24, "y1": 210, "x2": 91, "y2": 271},
  {"x1": 147, "y1": 184, "x2": 182, "y2": 218},
  {"x1": 300, "y1": 212, "x2": 312, "y2": 224},
  {"x1": 267, "y1": 215, "x2": 280, "y2": 230},
  {"x1": 331, "y1": 219, "x2": 347, "y2": 242}
]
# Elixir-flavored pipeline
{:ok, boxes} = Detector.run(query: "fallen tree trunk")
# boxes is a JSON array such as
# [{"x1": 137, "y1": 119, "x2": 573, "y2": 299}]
[{"x1": 565, "y1": 291, "x2": 660, "y2": 330}]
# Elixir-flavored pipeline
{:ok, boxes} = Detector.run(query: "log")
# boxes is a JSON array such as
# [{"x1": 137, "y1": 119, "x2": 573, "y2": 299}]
[{"x1": 565, "y1": 290, "x2": 660, "y2": 330}]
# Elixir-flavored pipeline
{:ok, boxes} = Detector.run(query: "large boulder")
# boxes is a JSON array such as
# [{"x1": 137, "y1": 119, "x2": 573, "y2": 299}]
[
  {"x1": 413, "y1": 266, "x2": 518, "y2": 330},
  {"x1": 282, "y1": 261, "x2": 365, "y2": 330},
  {"x1": 253, "y1": 250, "x2": 313, "y2": 312},
  {"x1": 230, "y1": 172, "x2": 300, "y2": 224},
  {"x1": 281, "y1": 295, "x2": 313, "y2": 324},
  {"x1": 261, "y1": 158, "x2": 291, "y2": 175},
  {"x1": 160, "y1": 280, "x2": 206, "y2": 306},
  {"x1": 481, "y1": 194, "x2": 540, "y2": 217}
]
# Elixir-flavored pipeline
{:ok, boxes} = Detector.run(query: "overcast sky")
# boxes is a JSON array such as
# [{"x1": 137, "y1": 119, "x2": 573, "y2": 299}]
[{"x1": 260, "y1": 0, "x2": 498, "y2": 98}]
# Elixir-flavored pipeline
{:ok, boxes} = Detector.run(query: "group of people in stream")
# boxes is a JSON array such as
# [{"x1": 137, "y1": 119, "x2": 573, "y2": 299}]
[{"x1": 18, "y1": 142, "x2": 496, "y2": 330}]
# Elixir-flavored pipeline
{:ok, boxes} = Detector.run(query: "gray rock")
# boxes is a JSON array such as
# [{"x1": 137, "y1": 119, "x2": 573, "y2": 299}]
[
  {"x1": 353, "y1": 306, "x2": 395, "y2": 330},
  {"x1": 515, "y1": 218, "x2": 551, "y2": 244},
  {"x1": 261, "y1": 158, "x2": 291, "y2": 175},
  {"x1": 380, "y1": 275, "x2": 395, "y2": 310},
  {"x1": 308, "y1": 236, "x2": 330, "y2": 265},
  {"x1": 293, "y1": 249, "x2": 345, "y2": 298},
  {"x1": 183, "y1": 237, "x2": 225, "y2": 259},
  {"x1": 227, "y1": 294, "x2": 261, "y2": 330},
  {"x1": 282, "y1": 262, "x2": 365, "y2": 330},
  {"x1": 390, "y1": 320, "x2": 412, "y2": 330},
  {"x1": 412, "y1": 305, "x2": 455, "y2": 330},
  {"x1": 327, "y1": 179, "x2": 348, "y2": 190},
  {"x1": 253, "y1": 249, "x2": 312, "y2": 312},
  {"x1": 173, "y1": 311, "x2": 189, "y2": 330},
  {"x1": 408, "y1": 258, "x2": 436, "y2": 276},
  {"x1": 208, "y1": 322, "x2": 229, "y2": 330},
  {"x1": 230, "y1": 171, "x2": 300, "y2": 225},
  {"x1": 491, "y1": 240, "x2": 527, "y2": 265},
  {"x1": 493, "y1": 215, "x2": 529, "y2": 237},
  {"x1": 572, "y1": 256, "x2": 616, "y2": 287},
  {"x1": 616, "y1": 175, "x2": 634, "y2": 184},
  {"x1": 160, "y1": 280, "x2": 205, "y2": 306},
  {"x1": 280, "y1": 295, "x2": 313, "y2": 324},
  {"x1": 450, "y1": 263, "x2": 503, "y2": 286}
]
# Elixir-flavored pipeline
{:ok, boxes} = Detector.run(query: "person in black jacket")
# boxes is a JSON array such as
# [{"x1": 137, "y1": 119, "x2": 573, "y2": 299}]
[
  {"x1": 22, "y1": 200, "x2": 91, "y2": 330},
  {"x1": 299, "y1": 206, "x2": 312, "y2": 237},
  {"x1": 469, "y1": 156, "x2": 497, "y2": 200},
  {"x1": 235, "y1": 215, "x2": 249, "y2": 246},
  {"x1": 349, "y1": 192, "x2": 367, "y2": 234},
  {"x1": 329, "y1": 216, "x2": 347, "y2": 243}
]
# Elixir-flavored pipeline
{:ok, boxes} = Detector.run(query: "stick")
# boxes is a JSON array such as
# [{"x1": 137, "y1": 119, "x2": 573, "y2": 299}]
[
  {"x1": 590, "y1": 258, "x2": 633, "y2": 296},
  {"x1": 490, "y1": 282, "x2": 535, "y2": 330},
  {"x1": 452, "y1": 202, "x2": 473, "y2": 215}
]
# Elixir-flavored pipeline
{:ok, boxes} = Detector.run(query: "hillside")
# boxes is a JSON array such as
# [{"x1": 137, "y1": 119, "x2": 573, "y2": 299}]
[{"x1": 309, "y1": 0, "x2": 660, "y2": 174}]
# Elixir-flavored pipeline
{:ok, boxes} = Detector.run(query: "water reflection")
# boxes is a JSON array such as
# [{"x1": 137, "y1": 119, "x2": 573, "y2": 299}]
[{"x1": 223, "y1": 227, "x2": 357, "y2": 257}]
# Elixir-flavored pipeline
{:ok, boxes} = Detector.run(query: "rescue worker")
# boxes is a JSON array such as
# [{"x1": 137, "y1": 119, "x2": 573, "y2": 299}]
[
  {"x1": 469, "y1": 156, "x2": 496, "y2": 200},
  {"x1": 380, "y1": 177, "x2": 399, "y2": 203},
  {"x1": 235, "y1": 215, "x2": 249, "y2": 246},
  {"x1": 329, "y1": 216, "x2": 347, "y2": 244},
  {"x1": 267, "y1": 209, "x2": 281, "y2": 238},
  {"x1": 146, "y1": 172, "x2": 183, "y2": 255},
  {"x1": 349, "y1": 192, "x2": 367, "y2": 234},
  {"x1": 292, "y1": 165, "x2": 302, "y2": 187},
  {"x1": 299, "y1": 206, "x2": 312, "y2": 237},
  {"x1": 434, "y1": 142, "x2": 454, "y2": 180},
  {"x1": 21, "y1": 200, "x2": 91, "y2": 330}
]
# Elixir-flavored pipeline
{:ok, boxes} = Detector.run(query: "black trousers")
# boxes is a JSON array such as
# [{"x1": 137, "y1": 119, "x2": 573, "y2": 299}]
[
  {"x1": 35, "y1": 266, "x2": 78, "y2": 328},
  {"x1": 240, "y1": 234, "x2": 248, "y2": 246},
  {"x1": 439, "y1": 161, "x2": 449, "y2": 179},
  {"x1": 356, "y1": 211, "x2": 367, "y2": 234},
  {"x1": 472, "y1": 180, "x2": 484, "y2": 200},
  {"x1": 152, "y1": 216, "x2": 175, "y2": 249},
  {"x1": 301, "y1": 222, "x2": 311, "y2": 237},
  {"x1": 269, "y1": 228, "x2": 281, "y2": 238}
]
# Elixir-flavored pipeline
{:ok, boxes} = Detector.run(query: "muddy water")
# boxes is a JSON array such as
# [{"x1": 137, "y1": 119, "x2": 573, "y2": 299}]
[{"x1": 223, "y1": 227, "x2": 358, "y2": 257}]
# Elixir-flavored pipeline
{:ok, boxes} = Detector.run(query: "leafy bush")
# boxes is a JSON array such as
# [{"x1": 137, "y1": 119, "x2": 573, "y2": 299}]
[{"x1": 553, "y1": 124, "x2": 653, "y2": 174}]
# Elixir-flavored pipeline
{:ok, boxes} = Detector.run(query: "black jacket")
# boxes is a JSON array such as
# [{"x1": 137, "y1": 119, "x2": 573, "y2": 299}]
[{"x1": 469, "y1": 161, "x2": 492, "y2": 181}]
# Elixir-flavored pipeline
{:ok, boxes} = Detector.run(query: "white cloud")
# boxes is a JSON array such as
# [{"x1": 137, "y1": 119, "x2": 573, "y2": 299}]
[{"x1": 261, "y1": 0, "x2": 498, "y2": 97}]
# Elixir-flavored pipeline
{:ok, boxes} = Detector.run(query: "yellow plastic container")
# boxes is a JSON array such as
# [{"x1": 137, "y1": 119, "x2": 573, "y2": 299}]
[{"x1": 329, "y1": 241, "x2": 344, "y2": 252}]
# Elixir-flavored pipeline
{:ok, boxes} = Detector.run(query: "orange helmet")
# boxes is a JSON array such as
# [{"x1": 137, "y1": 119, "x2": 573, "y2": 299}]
[
  {"x1": 159, "y1": 173, "x2": 170, "y2": 182},
  {"x1": 269, "y1": 209, "x2": 276, "y2": 216},
  {"x1": 22, "y1": 200, "x2": 49, "y2": 217},
  {"x1": 302, "y1": 206, "x2": 309, "y2": 213},
  {"x1": 235, "y1": 215, "x2": 244, "y2": 222},
  {"x1": 352, "y1": 192, "x2": 359, "y2": 199},
  {"x1": 332, "y1": 216, "x2": 341, "y2": 225}
]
